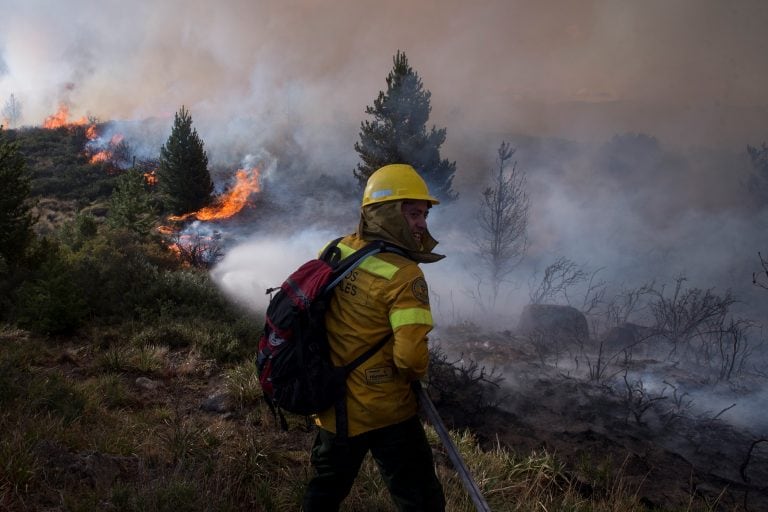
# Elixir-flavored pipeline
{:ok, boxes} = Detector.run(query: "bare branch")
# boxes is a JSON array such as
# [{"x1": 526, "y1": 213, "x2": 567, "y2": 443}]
[
  {"x1": 475, "y1": 141, "x2": 529, "y2": 306},
  {"x1": 529, "y1": 257, "x2": 586, "y2": 304},
  {"x1": 1, "y1": 94, "x2": 22, "y2": 128},
  {"x1": 740, "y1": 438, "x2": 768, "y2": 484},
  {"x1": 753, "y1": 251, "x2": 768, "y2": 290},
  {"x1": 168, "y1": 231, "x2": 223, "y2": 269},
  {"x1": 648, "y1": 276, "x2": 735, "y2": 360}
]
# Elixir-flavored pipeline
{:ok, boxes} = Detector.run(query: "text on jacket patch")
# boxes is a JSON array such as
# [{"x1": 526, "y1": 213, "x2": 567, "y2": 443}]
[
  {"x1": 340, "y1": 270, "x2": 358, "y2": 296},
  {"x1": 365, "y1": 366, "x2": 394, "y2": 384}
]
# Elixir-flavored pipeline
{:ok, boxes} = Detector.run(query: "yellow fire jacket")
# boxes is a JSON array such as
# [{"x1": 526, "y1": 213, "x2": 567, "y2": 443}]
[{"x1": 314, "y1": 233, "x2": 433, "y2": 436}]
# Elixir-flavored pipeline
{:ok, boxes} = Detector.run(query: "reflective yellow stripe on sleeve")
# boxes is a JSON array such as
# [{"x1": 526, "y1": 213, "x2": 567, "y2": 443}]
[{"x1": 390, "y1": 308, "x2": 433, "y2": 329}]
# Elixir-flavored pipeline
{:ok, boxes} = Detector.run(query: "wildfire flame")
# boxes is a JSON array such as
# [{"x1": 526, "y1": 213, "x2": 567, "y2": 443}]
[
  {"x1": 144, "y1": 169, "x2": 158, "y2": 186},
  {"x1": 88, "y1": 133, "x2": 124, "y2": 164},
  {"x1": 43, "y1": 104, "x2": 90, "y2": 129},
  {"x1": 156, "y1": 225, "x2": 175, "y2": 236},
  {"x1": 169, "y1": 167, "x2": 261, "y2": 222}
]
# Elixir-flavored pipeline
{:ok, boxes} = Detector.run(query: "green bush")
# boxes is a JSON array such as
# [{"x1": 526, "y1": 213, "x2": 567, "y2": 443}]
[
  {"x1": 134, "y1": 269, "x2": 239, "y2": 320},
  {"x1": 14, "y1": 245, "x2": 89, "y2": 335},
  {"x1": 130, "y1": 322, "x2": 196, "y2": 349},
  {"x1": 197, "y1": 327, "x2": 245, "y2": 363},
  {"x1": 130, "y1": 318, "x2": 257, "y2": 364}
]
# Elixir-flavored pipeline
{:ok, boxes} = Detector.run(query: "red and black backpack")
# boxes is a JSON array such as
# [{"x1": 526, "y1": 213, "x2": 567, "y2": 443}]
[{"x1": 256, "y1": 237, "x2": 400, "y2": 433}]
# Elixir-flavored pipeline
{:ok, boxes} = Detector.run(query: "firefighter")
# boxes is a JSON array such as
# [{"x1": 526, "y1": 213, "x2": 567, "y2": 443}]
[{"x1": 302, "y1": 164, "x2": 446, "y2": 511}]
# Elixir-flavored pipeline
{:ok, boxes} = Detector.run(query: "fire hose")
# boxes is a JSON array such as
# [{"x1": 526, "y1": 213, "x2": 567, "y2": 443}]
[{"x1": 414, "y1": 381, "x2": 492, "y2": 512}]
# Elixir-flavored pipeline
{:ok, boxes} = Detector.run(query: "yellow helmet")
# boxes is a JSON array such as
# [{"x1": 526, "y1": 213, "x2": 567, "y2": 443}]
[{"x1": 362, "y1": 164, "x2": 440, "y2": 207}]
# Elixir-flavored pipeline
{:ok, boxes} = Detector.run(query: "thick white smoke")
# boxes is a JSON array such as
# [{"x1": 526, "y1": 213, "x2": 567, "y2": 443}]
[{"x1": 2, "y1": 1, "x2": 768, "y2": 150}]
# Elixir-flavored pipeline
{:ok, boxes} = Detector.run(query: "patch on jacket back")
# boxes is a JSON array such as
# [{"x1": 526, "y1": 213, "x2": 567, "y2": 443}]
[
  {"x1": 412, "y1": 277, "x2": 429, "y2": 304},
  {"x1": 365, "y1": 366, "x2": 394, "y2": 384}
]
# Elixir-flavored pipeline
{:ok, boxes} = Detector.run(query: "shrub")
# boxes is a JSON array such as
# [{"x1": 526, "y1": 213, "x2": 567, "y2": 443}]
[
  {"x1": 14, "y1": 244, "x2": 89, "y2": 334},
  {"x1": 133, "y1": 268, "x2": 244, "y2": 322},
  {"x1": 67, "y1": 227, "x2": 165, "y2": 321},
  {"x1": 425, "y1": 346, "x2": 505, "y2": 429},
  {"x1": 128, "y1": 318, "x2": 254, "y2": 363}
]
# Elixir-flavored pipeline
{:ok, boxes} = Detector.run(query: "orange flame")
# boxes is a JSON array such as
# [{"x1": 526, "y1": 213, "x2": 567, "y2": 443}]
[
  {"x1": 167, "y1": 243, "x2": 182, "y2": 257},
  {"x1": 89, "y1": 150, "x2": 110, "y2": 163},
  {"x1": 156, "y1": 225, "x2": 175, "y2": 235},
  {"x1": 88, "y1": 133, "x2": 124, "y2": 164},
  {"x1": 169, "y1": 167, "x2": 261, "y2": 222},
  {"x1": 144, "y1": 169, "x2": 158, "y2": 186},
  {"x1": 43, "y1": 104, "x2": 89, "y2": 129}
]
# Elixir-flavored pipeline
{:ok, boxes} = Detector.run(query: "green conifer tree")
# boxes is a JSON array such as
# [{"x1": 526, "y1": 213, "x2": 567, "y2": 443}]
[
  {"x1": 107, "y1": 168, "x2": 156, "y2": 237},
  {"x1": 354, "y1": 50, "x2": 457, "y2": 201},
  {"x1": 157, "y1": 106, "x2": 214, "y2": 214},
  {"x1": 0, "y1": 126, "x2": 35, "y2": 267}
]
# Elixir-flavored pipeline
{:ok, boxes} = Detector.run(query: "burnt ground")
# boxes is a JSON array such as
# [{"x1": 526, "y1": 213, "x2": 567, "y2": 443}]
[{"x1": 433, "y1": 328, "x2": 768, "y2": 512}]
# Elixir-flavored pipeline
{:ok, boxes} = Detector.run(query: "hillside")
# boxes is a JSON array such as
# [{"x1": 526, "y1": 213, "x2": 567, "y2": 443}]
[
  {"x1": 2, "y1": 125, "x2": 767, "y2": 511},
  {"x1": 0, "y1": 324, "x2": 650, "y2": 512}
]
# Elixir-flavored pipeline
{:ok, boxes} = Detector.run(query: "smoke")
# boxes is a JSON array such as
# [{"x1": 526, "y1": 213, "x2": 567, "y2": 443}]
[
  {"x1": 210, "y1": 228, "x2": 341, "y2": 313},
  {"x1": 205, "y1": 128, "x2": 766, "y2": 335},
  {"x1": 2, "y1": 0, "x2": 768, "y2": 150},
  {"x1": 0, "y1": 48, "x2": 7, "y2": 77},
  {"x1": 2, "y1": 0, "x2": 765, "y2": 337}
]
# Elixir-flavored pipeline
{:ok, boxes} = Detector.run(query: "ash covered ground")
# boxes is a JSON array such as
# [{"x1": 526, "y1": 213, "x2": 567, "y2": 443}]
[{"x1": 432, "y1": 317, "x2": 768, "y2": 511}]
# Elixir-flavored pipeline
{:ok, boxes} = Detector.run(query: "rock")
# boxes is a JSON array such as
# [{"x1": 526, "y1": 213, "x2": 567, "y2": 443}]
[
  {"x1": 135, "y1": 376, "x2": 162, "y2": 390},
  {"x1": 201, "y1": 392, "x2": 233, "y2": 413},
  {"x1": 600, "y1": 322, "x2": 652, "y2": 347},
  {"x1": 517, "y1": 304, "x2": 589, "y2": 342}
]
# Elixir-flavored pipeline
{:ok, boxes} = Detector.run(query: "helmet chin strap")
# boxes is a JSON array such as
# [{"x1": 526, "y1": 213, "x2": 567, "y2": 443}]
[{"x1": 358, "y1": 201, "x2": 445, "y2": 264}]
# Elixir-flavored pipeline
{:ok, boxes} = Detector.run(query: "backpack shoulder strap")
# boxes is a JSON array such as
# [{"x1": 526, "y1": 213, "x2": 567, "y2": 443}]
[
  {"x1": 319, "y1": 236, "x2": 344, "y2": 265},
  {"x1": 343, "y1": 334, "x2": 390, "y2": 374},
  {"x1": 323, "y1": 239, "x2": 394, "y2": 292}
]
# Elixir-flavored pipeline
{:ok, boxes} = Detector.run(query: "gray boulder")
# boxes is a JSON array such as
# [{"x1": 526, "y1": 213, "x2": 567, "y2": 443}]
[
  {"x1": 517, "y1": 304, "x2": 589, "y2": 342},
  {"x1": 600, "y1": 322, "x2": 654, "y2": 356}
]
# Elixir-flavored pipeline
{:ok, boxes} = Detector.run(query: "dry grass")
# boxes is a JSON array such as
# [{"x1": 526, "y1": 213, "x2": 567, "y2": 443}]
[
  {"x1": 0, "y1": 323, "x2": 678, "y2": 512},
  {"x1": 30, "y1": 197, "x2": 79, "y2": 236}
]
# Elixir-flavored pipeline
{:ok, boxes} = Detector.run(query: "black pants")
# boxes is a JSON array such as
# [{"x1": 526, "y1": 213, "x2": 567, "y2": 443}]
[{"x1": 302, "y1": 415, "x2": 445, "y2": 512}]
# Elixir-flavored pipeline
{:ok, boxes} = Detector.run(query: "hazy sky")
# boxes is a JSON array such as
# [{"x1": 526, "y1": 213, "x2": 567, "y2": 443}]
[{"x1": 2, "y1": 0, "x2": 768, "y2": 150}]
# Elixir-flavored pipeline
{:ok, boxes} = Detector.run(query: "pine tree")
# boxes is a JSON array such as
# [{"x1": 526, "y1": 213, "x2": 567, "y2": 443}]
[
  {"x1": 107, "y1": 167, "x2": 156, "y2": 237},
  {"x1": 354, "y1": 51, "x2": 457, "y2": 201},
  {"x1": 0, "y1": 126, "x2": 35, "y2": 267},
  {"x1": 157, "y1": 106, "x2": 214, "y2": 214}
]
